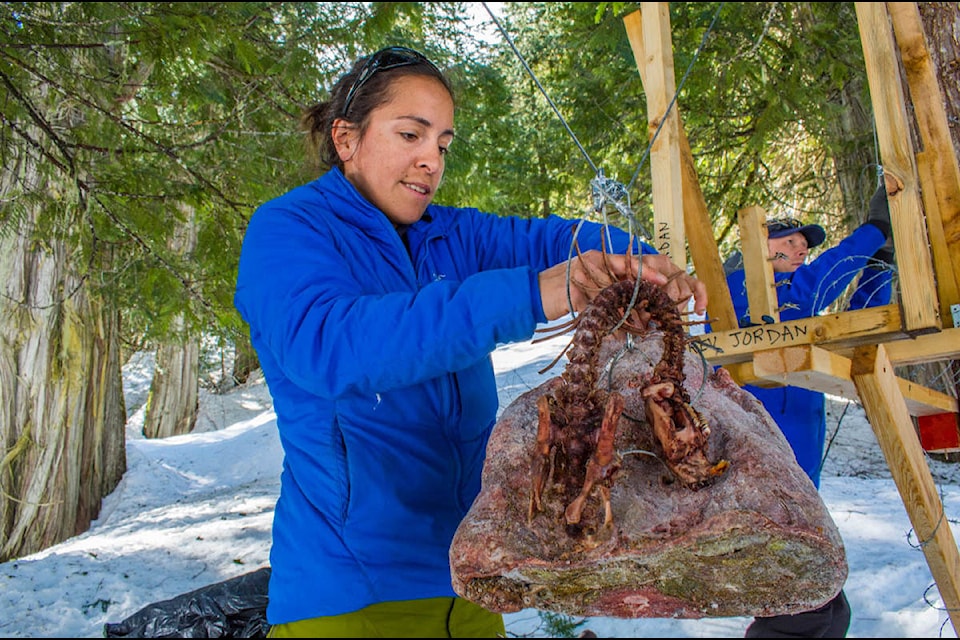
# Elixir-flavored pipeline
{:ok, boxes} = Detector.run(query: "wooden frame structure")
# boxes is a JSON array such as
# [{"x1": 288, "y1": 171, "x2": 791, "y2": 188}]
[{"x1": 624, "y1": 2, "x2": 960, "y2": 632}]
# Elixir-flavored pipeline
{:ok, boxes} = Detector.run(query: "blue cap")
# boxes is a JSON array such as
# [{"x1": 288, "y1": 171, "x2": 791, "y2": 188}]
[{"x1": 766, "y1": 218, "x2": 826, "y2": 248}]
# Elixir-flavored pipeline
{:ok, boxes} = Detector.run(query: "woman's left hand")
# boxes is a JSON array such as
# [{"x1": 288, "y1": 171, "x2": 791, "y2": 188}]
[{"x1": 537, "y1": 251, "x2": 707, "y2": 321}]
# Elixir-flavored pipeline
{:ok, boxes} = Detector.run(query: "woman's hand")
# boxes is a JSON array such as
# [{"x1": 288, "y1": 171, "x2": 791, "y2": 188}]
[
  {"x1": 538, "y1": 250, "x2": 707, "y2": 322},
  {"x1": 640, "y1": 253, "x2": 708, "y2": 316}
]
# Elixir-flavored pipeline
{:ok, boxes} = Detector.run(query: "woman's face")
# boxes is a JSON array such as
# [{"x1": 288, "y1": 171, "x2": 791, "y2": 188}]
[
  {"x1": 768, "y1": 232, "x2": 810, "y2": 273},
  {"x1": 335, "y1": 74, "x2": 455, "y2": 227}
]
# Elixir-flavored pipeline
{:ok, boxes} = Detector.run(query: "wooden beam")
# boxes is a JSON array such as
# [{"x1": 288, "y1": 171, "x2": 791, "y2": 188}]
[
  {"x1": 725, "y1": 326, "x2": 960, "y2": 385},
  {"x1": 887, "y1": 2, "x2": 960, "y2": 316},
  {"x1": 739, "y1": 206, "x2": 779, "y2": 325},
  {"x1": 679, "y1": 127, "x2": 738, "y2": 331},
  {"x1": 855, "y1": 2, "x2": 941, "y2": 333},
  {"x1": 851, "y1": 344, "x2": 960, "y2": 632},
  {"x1": 739, "y1": 344, "x2": 958, "y2": 416},
  {"x1": 897, "y1": 378, "x2": 960, "y2": 417},
  {"x1": 882, "y1": 327, "x2": 960, "y2": 366},
  {"x1": 637, "y1": 2, "x2": 685, "y2": 265},
  {"x1": 916, "y1": 153, "x2": 960, "y2": 320},
  {"x1": 623, "y1": 9, "x2": 738, "y2": 331},
  {"x1": 697, "y1": 304, "x2": 905, "y2": 366},
  {"x1": 700, "y1": 302, "x2": 960, "y2": 372}
]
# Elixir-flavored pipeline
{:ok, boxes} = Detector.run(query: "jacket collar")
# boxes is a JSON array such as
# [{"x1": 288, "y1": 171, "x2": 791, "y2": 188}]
[{"x1": 316, "y1": 167, "x2": 436, "y2": 233}]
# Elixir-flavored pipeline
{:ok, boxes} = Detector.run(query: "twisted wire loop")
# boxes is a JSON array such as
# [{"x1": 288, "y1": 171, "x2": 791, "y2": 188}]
[
  {"x1": 923, "y1": 581, "x2": 960, "y2": 615},
  {"x1": 591, "y1": 173, "x2": 633, "y2": 223},
  {"x1": 489, "y1": 2, "x2": 724, "y2": 394},
  {"x1": 906, "y1": 484, "x2": 949, "y2": 551}
]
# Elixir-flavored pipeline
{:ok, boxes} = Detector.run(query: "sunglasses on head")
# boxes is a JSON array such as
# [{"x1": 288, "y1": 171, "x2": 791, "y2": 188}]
[
  {"x1": 341, "y1": 46, "x2": 439, "y2": 117},
  {"x1": 766, "y1": 218, "x2": 803, "y2": 234}
]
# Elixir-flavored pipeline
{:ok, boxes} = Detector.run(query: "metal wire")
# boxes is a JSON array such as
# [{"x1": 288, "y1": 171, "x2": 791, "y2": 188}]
[{"x1": 481, "y1": 2, "x2": 726, "y2": 218}]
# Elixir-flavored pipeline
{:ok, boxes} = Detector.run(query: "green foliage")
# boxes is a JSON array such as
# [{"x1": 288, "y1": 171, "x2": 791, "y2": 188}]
[
  {"x1": 0, "y1": 1, "x2": 896, "y2": 354},
  {"x1": 0, "y1": 3, "x2": 364, "y2": 350},
  {"x1": 474, "y1": 2, "x2": 876, "y2": 256},
  {"x1": 648, "y1": 2, "x2": 871, "y2": 252}
]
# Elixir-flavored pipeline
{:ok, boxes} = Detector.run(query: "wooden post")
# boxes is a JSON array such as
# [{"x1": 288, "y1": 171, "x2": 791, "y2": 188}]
[
  {"x1": 623, "y1": 8, "x2": 738, "y2": 331},
  {"x1": 738, "y1": 206, "x2": 779, "y2": 325},
  {"x1": 851, "y1": 344, "x2": 960, "y2": 632},
  {"x1": 855, "y1": 2, "x2": 941, "y2": 334},
  {"x1": 886, "y1": 2, "x2": 960, "y2": 320},
  {"x1": 637, "y1": 2, "x2": 685, "y2": 265}
]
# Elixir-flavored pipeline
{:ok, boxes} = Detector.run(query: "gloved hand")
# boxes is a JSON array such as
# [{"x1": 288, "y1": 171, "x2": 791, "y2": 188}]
[
  {"x1": 870, "y1": 244, "x2": 895, "y2": 266},
  {"x1": 865, "y1": 183, "x2": 892, "y2": 240}
]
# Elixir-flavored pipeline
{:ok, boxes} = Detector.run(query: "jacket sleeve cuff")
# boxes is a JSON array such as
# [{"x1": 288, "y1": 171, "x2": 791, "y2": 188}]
[
  {"x1": 528, "y1": 268, "x2": 548, "y2": 324},
  {"x1": 863, "y1": 219, "x2": 892, "y2": 241}
]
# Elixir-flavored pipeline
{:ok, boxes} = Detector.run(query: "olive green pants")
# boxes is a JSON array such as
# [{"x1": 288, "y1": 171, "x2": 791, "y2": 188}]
[{"x1": 266, "y1": 596, "x2": 505, "y2": 638}]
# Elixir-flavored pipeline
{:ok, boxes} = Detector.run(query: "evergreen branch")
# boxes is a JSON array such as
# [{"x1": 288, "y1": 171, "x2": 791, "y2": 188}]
[
  {"x1": 0, "y1": 41, "x2": 127, "y2": 50},
  {"x1": 92, "y1": 193, "x2": 218, "y2": 320},
  {"x1": 0, "y1": 68, "x2": 77, "y2": 176},
  {"x1": 0, "y1": 48, "x2": 249, "y2": 215},
  {"x1": 0, "y1": 111, "x2": 74, "y2": 178}
]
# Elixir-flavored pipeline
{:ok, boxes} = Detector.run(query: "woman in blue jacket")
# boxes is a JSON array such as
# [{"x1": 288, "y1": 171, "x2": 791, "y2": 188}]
[
  {"x1": 724, "y1": 181, "x2": 894, "y2": 638},
  {"x1": 233, "y1": 46, "x2": 706, "y2": 638}
]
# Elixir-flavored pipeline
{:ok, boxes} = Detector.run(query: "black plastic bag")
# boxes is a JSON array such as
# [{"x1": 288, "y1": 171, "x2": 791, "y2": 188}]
[{"x1": 103, "y1": 567, "x2": 271, "y2": 638}]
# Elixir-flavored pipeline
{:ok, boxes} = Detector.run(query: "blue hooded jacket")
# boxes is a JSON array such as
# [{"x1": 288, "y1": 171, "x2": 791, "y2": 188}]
[
  {"x1": 234, "y1": 167, "x2": 653, "y2": 624},
  {"x1": 725, "y1": 223, "x2": 891, "y2": 487}
]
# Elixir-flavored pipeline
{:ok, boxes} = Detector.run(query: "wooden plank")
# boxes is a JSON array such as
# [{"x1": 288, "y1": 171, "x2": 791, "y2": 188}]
[
  {"x1": 897, "y1": 379, "x2": 960, "y2": 417},
  {"x1": 622, "y1": 10, "x2": 738, "y2": 331},
  {"x1": 745, "y1": 344, "x2": 957, "y2": 416},
  {"x1": 882, "y1": 327, "x2": 960, "y2": 366},
  {"x1": 696, "y1": 302, "x2": 906, "y2": 367},
  {"x1": 851, "y1": 344, "x2": 960, "y2": 632},
  {"x1": 888, "y1": 2, "x2": 960, "y2": 315},
  {"x1": 679, "y1": 125, "x2": 738, "y2": 330},
  {"x1": 728, "y1": 326, "x2": 960, "y2": 380},
  {"x1": 738, "y1": 206, "x2": 779, "y2": 325},
  {"x1": 855, "y1": 2, "x2": 941, "y2": 333},
  {"x1": 638, "y1": 2, "x2": 685, "y2": 265}
]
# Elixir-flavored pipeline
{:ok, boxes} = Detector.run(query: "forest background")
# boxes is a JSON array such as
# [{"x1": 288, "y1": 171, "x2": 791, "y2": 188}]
[{"x1": 1, "y1": 1, "x2": 958, "y2": 568}]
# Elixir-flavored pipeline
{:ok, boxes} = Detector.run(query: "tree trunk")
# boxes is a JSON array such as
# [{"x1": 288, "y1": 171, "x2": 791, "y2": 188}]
[
  {"x1": 918, "y1": 3, "x2": 960, "y2": 162},
  {"x1": 829, "y1": 74, "x2": 882, "y2": 229},
  {"x1": 142, "y1": 333, "x2": 200, "y2": 439},
  {"x1": 0, "y1": 184, "x2": 126, "y2": 562},
  {"x1": 231, "y1": 332, "x2": 260, "y2": 387},
  {"x1": 822, "y1": 72, "x2": 881, "y2": 313},
  {"x1": 143, "y1": 204, "x2": 200, "y2": 439}
]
